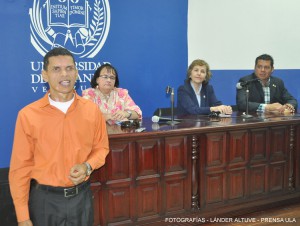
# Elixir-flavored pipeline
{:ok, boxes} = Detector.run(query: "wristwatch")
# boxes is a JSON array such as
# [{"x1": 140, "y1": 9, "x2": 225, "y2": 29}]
[
  {"x1": 126, "y1": 110, "x2": 132, "y2": 119},
  {"x1": 84, "y1": 162, "x2": 92, "y2": 176}
]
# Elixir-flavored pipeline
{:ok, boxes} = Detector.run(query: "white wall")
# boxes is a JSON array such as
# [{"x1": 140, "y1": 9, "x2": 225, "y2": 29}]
[{"x1": 188, "y1": 0, "x2": 300, "y2": 69}]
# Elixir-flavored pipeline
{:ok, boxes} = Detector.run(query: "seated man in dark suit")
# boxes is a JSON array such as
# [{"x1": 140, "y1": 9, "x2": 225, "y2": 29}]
[{"x1": 236, "y1": 54, "x2": 297, "y2": 113}]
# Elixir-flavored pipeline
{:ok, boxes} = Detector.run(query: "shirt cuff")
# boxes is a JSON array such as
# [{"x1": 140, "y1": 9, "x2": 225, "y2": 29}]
[{"x1": 257, "y1": 104, "x2": 266, "y2": 112}]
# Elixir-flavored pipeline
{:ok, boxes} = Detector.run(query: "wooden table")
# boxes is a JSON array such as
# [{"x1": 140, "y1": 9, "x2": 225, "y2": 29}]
[{"x1": 91, "y1": 112, "x2": 300, "y2": 225}]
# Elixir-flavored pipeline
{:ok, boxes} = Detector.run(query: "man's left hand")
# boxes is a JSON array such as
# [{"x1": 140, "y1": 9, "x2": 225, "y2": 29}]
[{"x1": 69, "y1": 163, "x2": 87, "y2": 185}]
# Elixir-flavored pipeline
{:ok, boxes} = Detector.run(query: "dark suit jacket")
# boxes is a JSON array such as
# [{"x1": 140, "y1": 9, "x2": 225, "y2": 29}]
[
  {"x1": 177, "y1": 80, "x2": 222, "y2": 115},
  {"x1": 236, "y1": 73, "x2": 298, "y2": 112}
]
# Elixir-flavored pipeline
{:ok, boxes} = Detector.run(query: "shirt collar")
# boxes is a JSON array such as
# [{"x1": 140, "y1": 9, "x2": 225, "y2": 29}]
[
  {"x1": 259, "y1": 77, "x2": 271, "y2": 87},
  {"x1": 190, "y1": 80, "x2": 202, "y2": 94},
  {"x1": 38, "y1": 91, "x2": 78, "y2": 108}
]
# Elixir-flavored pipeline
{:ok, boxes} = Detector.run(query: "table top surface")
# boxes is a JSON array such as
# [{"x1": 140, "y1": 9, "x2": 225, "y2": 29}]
[{"x1": 106, "y1": 112, "x2": 300, "y2": 138}]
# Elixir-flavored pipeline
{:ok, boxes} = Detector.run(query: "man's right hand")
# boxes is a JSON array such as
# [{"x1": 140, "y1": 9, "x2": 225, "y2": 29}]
[
  {"x1": 19, "y1": 220, "x2": 33, "y2": 226},
  {"x1": 284, "y1": 103, "x2": 295, "y2": 113},
  {"x1": 265, "y1": 103, "x2": 284, "y2": 112}
]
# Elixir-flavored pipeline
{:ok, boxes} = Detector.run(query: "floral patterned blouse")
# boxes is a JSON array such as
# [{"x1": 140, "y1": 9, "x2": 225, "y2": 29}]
[{"x1": 82, "y1": 87, "x2": 142, "y2": 124}]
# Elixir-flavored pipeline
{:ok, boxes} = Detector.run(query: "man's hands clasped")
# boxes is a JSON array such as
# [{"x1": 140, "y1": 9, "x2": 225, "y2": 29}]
[{"x1": 266, "y1": 103, "x2": 295, "y2": 114}]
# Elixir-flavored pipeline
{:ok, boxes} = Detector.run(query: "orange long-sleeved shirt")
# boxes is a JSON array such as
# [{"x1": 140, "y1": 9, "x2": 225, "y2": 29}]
[{"x1": 9, "y1": 92, "x2": 109, "y2": 222}]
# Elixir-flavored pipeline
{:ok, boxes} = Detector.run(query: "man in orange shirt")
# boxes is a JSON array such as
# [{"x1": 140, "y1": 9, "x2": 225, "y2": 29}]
[{"x1": 9, "y1": 47, "x2": 109, "y2": 226}]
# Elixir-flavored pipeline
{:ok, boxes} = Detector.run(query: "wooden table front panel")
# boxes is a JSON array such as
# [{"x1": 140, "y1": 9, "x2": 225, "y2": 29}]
[
  {"x1": 90, "y1": 115, "x2": 300, "y2": 225},
  {"x1": 199, "y1": 125, "x2": 291, "y2": 210},
  {"x1": 92, "y1": 135, "x2": 191, "y2": 225}
]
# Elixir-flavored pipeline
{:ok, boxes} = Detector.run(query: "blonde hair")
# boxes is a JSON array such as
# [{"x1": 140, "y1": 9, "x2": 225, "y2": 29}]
[{"x1": 186, "y1": 59, "x2": 212, "y2": 84}]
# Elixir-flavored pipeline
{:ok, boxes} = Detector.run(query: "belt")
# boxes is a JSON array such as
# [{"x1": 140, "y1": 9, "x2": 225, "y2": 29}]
[{"x1": 31, "y1": 180, "x2": 90, "y2": 198}]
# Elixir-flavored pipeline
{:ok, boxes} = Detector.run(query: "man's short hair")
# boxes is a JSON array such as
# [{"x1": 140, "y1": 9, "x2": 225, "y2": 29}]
[
  {"x1": 43, "y1": 47, "x2": 75, "y2": 70},
  {"x1": 255, "y1": 54, "x2": 274, "y2": 67}
]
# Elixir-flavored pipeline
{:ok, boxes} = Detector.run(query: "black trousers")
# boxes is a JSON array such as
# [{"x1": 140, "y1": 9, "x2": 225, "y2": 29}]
[{"x1": 29, "y1": 181, "x2": 94, "y2": 226}]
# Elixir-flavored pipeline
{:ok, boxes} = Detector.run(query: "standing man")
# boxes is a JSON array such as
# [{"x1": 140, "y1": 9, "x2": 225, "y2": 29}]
[
  {"x1": 9, "y1": 47, "x2": 109, "y2": 226},
  {"x1": 236, "y1": 54, "x2": 297, "y2": 113}
]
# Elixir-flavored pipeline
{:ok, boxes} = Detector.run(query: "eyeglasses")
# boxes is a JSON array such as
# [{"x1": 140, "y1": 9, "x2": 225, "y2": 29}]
[
  {"x1": 120, "y1": 120, "x2": 140, "y2": 128},
  {"x1": 209, "y1": 111, "x2": 220, "y2": 118},
  {"x1": 99, "y1": 75, "x2": 116, "y2": 80}
]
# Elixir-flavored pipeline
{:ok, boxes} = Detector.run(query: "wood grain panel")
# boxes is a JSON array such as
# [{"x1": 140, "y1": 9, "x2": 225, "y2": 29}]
[
  {"x1": 269, "y1": 127, "x2": 287, "y2": 162},
  {"x1": 137, "y1": 183, "x2": 159, "y2": 218},
  {"x1": 206, "y1": 133, "x2": 226, "y2": 168},
  {"x1": 165, "y1": 136, "x2": 187, "y2": 172},
  {"x1": 250, "y1": 129, "x2": 268, "y2": 163},
  {"x1": 228, "y1": 130, "x2": 248, "y2": 167},
  {"x1": 228, "y1": 169, "x2": 245, "y2": 200},
  {"x1": 165, "y1": 179, "x2": 185, "y2": 212},
  {"x1": 106, "y1": 142, "x2": 130, "y2": 180},
  {"x1": 269, "y1": 163, "x2": 286, "y2": 192},
  {"x1": 136, "y1": 139, "x2": 160, "y2": 177},
  {"x1": 249, "y1": 166, "x2": 266, "y2": 195},
  {"x1": 206, "y1": 173, "x2": 224, "y2": 204},
  {"x1": 107, "y1": 187, "x2": 131, "y2": 222}
]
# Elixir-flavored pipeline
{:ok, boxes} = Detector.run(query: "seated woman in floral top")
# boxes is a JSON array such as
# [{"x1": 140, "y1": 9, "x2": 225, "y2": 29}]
[{"x1": 82, "y1": 63, "x2": 142, "y2": 124}]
